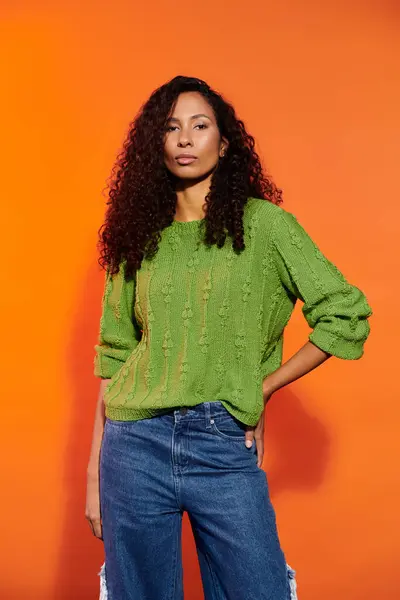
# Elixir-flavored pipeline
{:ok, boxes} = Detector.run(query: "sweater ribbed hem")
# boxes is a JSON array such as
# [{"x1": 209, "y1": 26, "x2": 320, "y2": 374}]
[
  {"x1": 105, "y1": 405, "x2": 169, "y2": 421},
  {"x1": 105, "y1": 402, "x2": 262, "y2": 426}
]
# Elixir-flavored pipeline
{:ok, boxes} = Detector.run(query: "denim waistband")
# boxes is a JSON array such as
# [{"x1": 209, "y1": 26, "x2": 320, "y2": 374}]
[{"x1": 154, "y1": 401, "x2": 230, "y2": 422}]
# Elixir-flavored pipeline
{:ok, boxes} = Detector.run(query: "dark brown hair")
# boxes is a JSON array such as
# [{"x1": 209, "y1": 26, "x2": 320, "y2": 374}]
[{"x1": 97, "y1": 75, "x2": 282, "y2": 278}]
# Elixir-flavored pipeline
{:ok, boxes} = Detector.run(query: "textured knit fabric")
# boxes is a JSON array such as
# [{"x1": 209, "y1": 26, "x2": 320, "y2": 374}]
[{"x1": 93, "y1": 197, "x2": 372, "y2": 426}]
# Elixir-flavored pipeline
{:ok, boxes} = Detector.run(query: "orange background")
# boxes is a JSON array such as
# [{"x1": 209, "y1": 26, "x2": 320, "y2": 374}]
[{"x1": 1, "y1": 1, "x2": 398, "y2": 598}]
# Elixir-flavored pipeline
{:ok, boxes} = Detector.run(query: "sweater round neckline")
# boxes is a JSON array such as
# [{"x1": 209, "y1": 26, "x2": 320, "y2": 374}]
[{"x1": 171, "y1": 218, "x2": 205, "y2": 228}]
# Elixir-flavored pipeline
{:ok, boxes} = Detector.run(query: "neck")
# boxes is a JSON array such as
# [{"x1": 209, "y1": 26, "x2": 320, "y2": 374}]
[{"x1": 174, "y1": 173, "x2": 213, "y2": 221}]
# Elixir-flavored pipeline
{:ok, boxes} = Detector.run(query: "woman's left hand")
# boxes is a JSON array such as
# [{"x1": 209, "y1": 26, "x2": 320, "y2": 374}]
[{"x1": 244, "y1": 387, "x2": 274, "y2": 468}]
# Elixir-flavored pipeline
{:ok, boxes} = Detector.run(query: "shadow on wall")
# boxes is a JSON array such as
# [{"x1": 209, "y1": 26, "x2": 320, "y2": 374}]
[{"x1": 53, "y1": 259, "x2": 331, "y2": 600}]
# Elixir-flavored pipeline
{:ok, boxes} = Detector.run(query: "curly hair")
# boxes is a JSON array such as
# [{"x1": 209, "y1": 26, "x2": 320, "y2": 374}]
[{"x1": 97, "y1": 75, "x2": 283, "y2": 278}]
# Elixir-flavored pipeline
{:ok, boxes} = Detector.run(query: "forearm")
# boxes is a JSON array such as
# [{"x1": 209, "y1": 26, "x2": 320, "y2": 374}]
[
  {"x1": 263, "y1": 341, "x2": 331, "y2": 396},
  {"x1": 87, "y1": 379, "x2": 110, "y2": 478}
]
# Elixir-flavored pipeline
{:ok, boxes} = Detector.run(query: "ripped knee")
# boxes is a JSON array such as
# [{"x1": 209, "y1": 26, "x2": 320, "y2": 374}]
[
  {"x1": 98, "y1": 562, "x2": 108, "y2": 600},
  {"x1": 286, "y1": 563, "x2": 298, "y2": 600}
]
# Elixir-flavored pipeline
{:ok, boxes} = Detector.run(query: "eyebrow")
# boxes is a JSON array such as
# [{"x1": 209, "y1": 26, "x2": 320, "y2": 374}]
[{"x1": 167, "y1": 113, "x2": 212, "y2": 123}]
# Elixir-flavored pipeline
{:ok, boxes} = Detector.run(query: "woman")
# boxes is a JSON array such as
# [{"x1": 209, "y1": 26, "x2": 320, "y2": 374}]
[{"x1": 86, "y1": 75, "x2": 372, "y2": 600}]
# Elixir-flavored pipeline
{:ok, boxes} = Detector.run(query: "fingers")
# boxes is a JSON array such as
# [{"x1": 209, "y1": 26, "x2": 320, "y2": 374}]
[
  {"x1": 245, "y1": 427, "x2": 265, "y2": 468},
  {"x1": 256, "y1": 447, "x2": 264, "y2": 469},
  {"x1": 245, "y1": 428, "x2": 254, "y2": 448},
  {"x1": 93, "y1": 518, "x2": 103, "y2": 540},
  {"x1": 86, "y1": 515, "x2": 103, "y2": 540},
  {"x1": 251, "y1": 434, "x2": 264, "y2": 468}
]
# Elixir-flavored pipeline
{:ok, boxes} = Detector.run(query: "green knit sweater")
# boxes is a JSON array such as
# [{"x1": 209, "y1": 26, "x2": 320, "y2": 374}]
[{"x1": 93, "y1": 197, "x2": 372, "y2": 425}]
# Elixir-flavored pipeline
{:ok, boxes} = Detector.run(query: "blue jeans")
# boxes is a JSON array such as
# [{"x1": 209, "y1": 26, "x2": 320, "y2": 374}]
[{"x1": 99, "y1": 401, "x2": 297, "y2": 599}]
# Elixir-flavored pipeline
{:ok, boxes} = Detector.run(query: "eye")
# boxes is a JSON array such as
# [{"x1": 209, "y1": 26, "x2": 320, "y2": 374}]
[
  {"x1": 166, "y1": 125, "x2": 178, "y2": 132},
  {"x1": 194, "y1": 123, "x2": 207, "y2": 130}
]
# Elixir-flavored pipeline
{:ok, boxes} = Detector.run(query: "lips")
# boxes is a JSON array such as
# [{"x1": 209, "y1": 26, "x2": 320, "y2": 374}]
[{"x1": 175, "y1": 154, "x2": 197, "y2": 165}]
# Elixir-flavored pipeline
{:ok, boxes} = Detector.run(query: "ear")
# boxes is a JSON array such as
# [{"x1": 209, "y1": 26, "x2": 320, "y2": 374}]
[{"x1": 219, "y1": 136, "x2": 229, "y2": 158}]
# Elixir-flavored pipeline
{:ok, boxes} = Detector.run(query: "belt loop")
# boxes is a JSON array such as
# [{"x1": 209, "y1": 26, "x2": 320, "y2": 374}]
[{"x1": 204, "y1": 402, "x2": 212, "y2": 429}]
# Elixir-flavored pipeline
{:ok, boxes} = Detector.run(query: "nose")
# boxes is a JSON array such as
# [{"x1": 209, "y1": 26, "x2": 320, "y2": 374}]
[{"x1": 177, "y1": 127, "x2": 193, "y2": 148}]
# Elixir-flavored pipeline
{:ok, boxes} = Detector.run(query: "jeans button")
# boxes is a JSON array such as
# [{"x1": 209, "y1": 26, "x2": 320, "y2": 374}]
[{"x1": 179, "y1": 407, "x2": 188, "y2": 415}]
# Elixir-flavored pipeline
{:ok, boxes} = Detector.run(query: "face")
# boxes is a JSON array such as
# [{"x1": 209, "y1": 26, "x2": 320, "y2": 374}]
[{"x1": 163, "y1": 91, "x2": 228, "y2": 181}]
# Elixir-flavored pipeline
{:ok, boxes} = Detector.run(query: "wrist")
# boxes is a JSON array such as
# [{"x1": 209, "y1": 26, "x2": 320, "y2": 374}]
[{"x1": 262, "y1": 376, "x2": 278, "y2": 396}]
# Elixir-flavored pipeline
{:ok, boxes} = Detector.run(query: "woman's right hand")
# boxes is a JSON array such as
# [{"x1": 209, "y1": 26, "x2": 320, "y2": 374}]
[{"x1": 85, "y1": 471, "x2": 103, "y2": 540}]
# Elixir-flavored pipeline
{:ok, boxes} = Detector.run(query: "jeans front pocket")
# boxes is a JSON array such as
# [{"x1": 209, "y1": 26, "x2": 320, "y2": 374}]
[{"x1": 210, "y1": 411, "x2": 249, "y2": 442}]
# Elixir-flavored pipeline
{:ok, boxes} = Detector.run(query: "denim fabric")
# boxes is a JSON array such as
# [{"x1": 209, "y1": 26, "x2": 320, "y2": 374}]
[{"x1": 99, "y1": 401, "x2": 298, "y2": 599}]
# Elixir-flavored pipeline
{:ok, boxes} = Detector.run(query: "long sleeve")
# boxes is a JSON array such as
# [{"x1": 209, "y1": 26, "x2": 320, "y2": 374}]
[
  {"x1": 94, "y1": 261, "x2": 142, "y2": 379},
  {"x1": 270, "y1": 209, "x2": 373, "y2": 359}
]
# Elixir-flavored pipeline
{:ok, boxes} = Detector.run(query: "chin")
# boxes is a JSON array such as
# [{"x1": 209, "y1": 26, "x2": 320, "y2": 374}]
[
  {"x1": 177, "y1": 171, "x2": 205, "y2": 180},
  {"x1": 170, "y1": 166, "x2": 216, "y2": 182}
]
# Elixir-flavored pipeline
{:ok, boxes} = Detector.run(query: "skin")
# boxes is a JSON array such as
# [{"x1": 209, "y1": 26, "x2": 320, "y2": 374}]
[
  {"x1": 86, "y1": 378, "x2": 108, "y2": 540},
  {"x1": 253, "y1": 341, "x2": 330, "y2": 467},
  {"x1": 163, "y1": 91, "x2": 228, "y2": 221},
  {"x1": 85, "y1": 92, "x2": 331, "y2": 540}
]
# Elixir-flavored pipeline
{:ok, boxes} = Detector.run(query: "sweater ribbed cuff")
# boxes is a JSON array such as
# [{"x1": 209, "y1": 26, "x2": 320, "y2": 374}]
[
  {"x1": 309, "y1": 328, "x2": 365, "y2": 360},
  {"x1": 94, "y1": 354, "x2": 124, "y2": 379}
]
